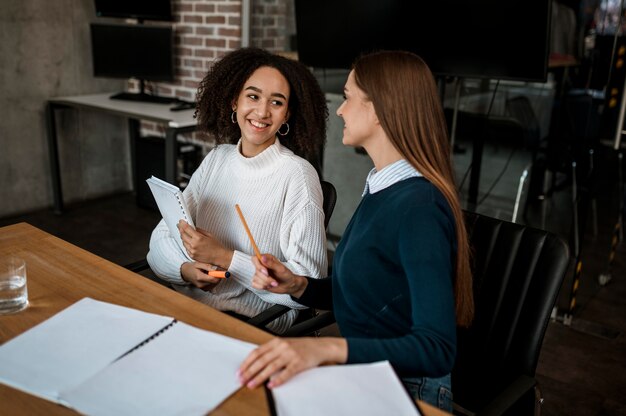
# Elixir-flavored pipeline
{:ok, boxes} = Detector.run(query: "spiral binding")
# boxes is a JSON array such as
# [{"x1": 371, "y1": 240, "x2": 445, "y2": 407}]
[
  {"x1": 114, "y1": 319, "x2": 178, "y2": 362},
  {"x1": 175, "y1": 194, "x2": 190, "y2": 223}
]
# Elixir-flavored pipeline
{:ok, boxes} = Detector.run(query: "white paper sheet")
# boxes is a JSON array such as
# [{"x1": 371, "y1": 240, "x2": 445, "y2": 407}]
[
  {"x1": 271, "y1": 361, "x2": 421, "y2": 416},
  {"x1": 61, "y1": 321, "x2": 256, "y2": 416},
  {"x1": 0, "y1": 297, "x2": 173, "y2": 403}
]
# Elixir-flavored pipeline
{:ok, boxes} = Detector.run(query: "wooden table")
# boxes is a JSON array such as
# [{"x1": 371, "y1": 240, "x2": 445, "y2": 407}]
[
  {"x1": 0, "y1": 223, "x2": 448, "y2": 416},
  {"x1": 0, "y1": 223, "x2": 272, "y2": 415}
]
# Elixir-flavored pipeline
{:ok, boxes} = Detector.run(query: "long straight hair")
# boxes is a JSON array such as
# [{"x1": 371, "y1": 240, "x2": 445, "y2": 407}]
[{"x1": 353, "y1": 50, "x2": 474, "y2": 327}]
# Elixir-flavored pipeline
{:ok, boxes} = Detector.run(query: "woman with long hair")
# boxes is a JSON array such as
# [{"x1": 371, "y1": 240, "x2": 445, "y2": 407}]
[{"x1": 238, "y1": 50, "x2": 473, "y2": 411}]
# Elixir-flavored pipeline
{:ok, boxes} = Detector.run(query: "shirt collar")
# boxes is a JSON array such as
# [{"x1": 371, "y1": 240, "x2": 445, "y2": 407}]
[{"x1": 362, "y1": 159, "x2": 422, "y2": 196}]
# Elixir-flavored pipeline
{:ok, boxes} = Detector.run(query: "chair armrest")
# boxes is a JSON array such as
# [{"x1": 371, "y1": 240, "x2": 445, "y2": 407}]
[
  {"x1": 247, "y1": 304, "x2": 292, "y2": 328},
  {"x1": 282, "y1": 311, "x2": 335, "y2": 337},
  {"x1": 124, "y1": 259, "x2": 150, "y2": 272},
  {"x1": 477, "y1": 374, "x2": 537, "y2": 416}
]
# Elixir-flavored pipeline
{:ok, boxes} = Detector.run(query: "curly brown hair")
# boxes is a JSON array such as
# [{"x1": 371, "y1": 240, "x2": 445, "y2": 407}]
[{"x1": 195, "y1": 47, "x2": 328, "y2": 168}]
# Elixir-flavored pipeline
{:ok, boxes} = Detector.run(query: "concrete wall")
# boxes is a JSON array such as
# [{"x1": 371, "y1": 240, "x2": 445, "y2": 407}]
[
  {"x1": 0, "y1": 0, "x2": 129, "y2": 217},
  {"x1": 323, "y1": 93, "x2": 374, "y2": 238}
]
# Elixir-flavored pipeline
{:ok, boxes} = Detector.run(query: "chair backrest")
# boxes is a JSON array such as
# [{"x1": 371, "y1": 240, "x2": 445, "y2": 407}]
[
  {"x1": 452, "y1": 211, "x2": 570, "y2": 412},
  {"x1": 321, "y1": 180, "x2": 337, "y2": 230}
]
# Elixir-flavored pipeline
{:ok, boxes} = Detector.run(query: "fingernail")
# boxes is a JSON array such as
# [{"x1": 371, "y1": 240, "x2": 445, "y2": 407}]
[
  {"x1": 235, "y1": 369, "x2": 241, "y2": 378},
  {"x1": 267, "y1": 381, "x2": 274, "y2": 389},
  {"x1": 247, "y1": 380, "x2": 256, "y2": 388},
  {"x1": 261, "y1": 268, "x2": 269, "y2": 276},
  {"x1": 271, "y1": 281, "x2": 278, "y2": 287}
]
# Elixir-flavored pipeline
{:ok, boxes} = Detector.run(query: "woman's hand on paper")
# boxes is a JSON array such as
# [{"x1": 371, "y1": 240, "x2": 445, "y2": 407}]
[
  {"x1": 251, "y1": 254, "x2": 308, "y2": 298},
  {"x1": 178, "y1": 220, "x2": 233, "y2": 269},
  {"x1": 237, "y1": 337, "x2": 348, "y2": 389},
  {"x1": 180, "y1": 262, "x2": 221, "y2": 290}
]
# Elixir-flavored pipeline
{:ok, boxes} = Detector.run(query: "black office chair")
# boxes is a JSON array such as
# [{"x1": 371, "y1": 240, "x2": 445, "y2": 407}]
[
  {"x1": 125, "y1": 180, "x2": 337, "y2": 334},
  {"x1": 280, "y1": 211, "x2": 570, "y2": 416},
  {"x1": 453, "y1": 211, "x2": 570, "y2": 416}
]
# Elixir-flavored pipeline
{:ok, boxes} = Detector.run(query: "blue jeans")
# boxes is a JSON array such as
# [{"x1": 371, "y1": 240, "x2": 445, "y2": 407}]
[{"x1": 403, "y1": 373, "x2": 453, "y2": 412}]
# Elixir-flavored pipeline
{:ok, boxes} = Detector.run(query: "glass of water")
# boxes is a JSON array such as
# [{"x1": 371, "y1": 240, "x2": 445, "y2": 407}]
[{"x1": 0, "y1": 256, "x2": 28, "y2": 314}]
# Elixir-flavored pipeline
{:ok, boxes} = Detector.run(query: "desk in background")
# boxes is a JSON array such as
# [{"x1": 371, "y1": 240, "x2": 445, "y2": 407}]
[{"x1": 46, "y1": 93, "x2": 197, "y2": 214}]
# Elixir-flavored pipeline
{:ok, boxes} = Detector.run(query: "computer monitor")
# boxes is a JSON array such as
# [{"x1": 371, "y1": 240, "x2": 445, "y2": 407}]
[
  {"x1": 295, "y1": 0, "x2": 551, "y2": 82},
  {"x1": 90, "y1": 23, "x2": 176, "y2": 103},
  {"x1": 94, "y1": 0, "x2": 173, "y2": 22}
]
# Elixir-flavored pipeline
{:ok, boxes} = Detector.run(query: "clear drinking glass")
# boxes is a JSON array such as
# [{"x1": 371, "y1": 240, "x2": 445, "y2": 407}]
[{"x1": 0, "y1": 256, "x2": 29, "y2": 314}]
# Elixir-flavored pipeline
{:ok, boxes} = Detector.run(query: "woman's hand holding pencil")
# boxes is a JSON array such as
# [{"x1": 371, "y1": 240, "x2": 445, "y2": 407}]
[
  {"x1": 250, "y1": 254, "x2": 308, "y2": 298},
  {"x1": 235, "y1": 204, "x2": 308, "y2": 298}
]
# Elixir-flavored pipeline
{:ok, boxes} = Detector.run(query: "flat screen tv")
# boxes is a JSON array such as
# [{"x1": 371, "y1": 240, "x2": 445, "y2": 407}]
[
  {"x1": 90, "y1": 23, "x2": 174, "y2": 82},
  {"x1": 295, "y1": 0, "x2": 551, "y2": 82},
  {"x1": 90, "y1": 23, "x2": 176, "y2": 102},
  {"x1": 94, "y1": 0, "x2": 173, "y2": 22}
]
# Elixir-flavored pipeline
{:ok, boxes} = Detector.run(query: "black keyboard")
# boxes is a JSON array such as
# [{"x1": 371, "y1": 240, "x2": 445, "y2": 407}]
[{"x1": 110, "y1": 92, "x2": 177, "y2": 105}]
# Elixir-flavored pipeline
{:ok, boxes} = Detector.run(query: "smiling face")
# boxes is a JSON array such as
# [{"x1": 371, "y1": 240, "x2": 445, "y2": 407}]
[
  {"x1": 336, "y1": 70, "x2": 379, "y2": 149},
  {"x1": 233, "y1": 66, "x2": 291, "y2": 157}
]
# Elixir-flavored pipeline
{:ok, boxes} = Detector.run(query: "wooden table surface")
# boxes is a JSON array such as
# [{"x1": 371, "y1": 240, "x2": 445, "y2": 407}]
[
  {"x1": 0, "y1": 222, "x2": 448, "y2": 416},
  {"x1": 0, "y1": 222, "x2": 273, "y2": 415}
]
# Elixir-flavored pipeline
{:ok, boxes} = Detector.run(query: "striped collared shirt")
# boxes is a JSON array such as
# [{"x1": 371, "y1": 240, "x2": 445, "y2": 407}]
[{"x1": 362, "y1": 159, "x2": 423, "y2": 196}]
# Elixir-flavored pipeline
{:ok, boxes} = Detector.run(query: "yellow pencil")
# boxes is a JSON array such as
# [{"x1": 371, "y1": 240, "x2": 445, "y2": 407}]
[{"x1": 235, "y1": 204, "x2": 263, "y2": 262}]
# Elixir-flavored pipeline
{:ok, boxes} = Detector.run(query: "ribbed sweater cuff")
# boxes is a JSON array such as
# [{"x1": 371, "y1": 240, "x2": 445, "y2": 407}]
[{"x1": 228, "y1": 250, "x2": 255, "y2": 285}]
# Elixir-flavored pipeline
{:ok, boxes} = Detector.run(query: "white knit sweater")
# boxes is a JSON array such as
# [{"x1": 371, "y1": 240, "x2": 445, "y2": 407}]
[{"x1": 147, "y1": 138, "x2": 328, "y2": 333}]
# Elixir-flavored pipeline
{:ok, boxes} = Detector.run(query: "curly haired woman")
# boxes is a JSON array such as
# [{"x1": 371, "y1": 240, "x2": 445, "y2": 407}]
[{"x1": 147, "y1": 47, "x2": 329, "y2": 333}]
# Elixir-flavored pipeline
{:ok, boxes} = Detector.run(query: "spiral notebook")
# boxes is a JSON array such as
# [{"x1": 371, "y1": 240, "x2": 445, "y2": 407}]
[
  {"x1": 0, "y1": 298, "x2": 256, "y2": 416},
  {"x1": 146, "y1": 176, "x2": 194, "y2": 254}
]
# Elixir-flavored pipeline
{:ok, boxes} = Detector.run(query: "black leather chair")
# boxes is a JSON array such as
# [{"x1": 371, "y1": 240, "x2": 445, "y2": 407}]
[
  {"x1": 453, "y1": 211, "x2": 570, "y2": 416},
  {"x1": 125, "y1": 180, "x2": 337, "y2": 333},
  {"x1": 281, "y1": 211, "x2": 571, "y2": 416}
]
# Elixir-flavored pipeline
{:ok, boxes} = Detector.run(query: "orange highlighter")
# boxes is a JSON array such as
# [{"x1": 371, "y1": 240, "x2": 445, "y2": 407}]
[{"x1": 207, "y1": 270, "x2": 230, "y2": 279}]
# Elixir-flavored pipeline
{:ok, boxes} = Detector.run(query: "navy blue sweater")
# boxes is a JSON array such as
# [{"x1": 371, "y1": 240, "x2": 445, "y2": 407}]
[{"x1": 298, "y1": 177, "x2": 457, "y2": 377}]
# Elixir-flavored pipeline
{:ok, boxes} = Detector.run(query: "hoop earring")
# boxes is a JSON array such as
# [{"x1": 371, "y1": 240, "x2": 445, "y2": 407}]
[
  {"x1": 277, "y1": 122, "x2": 290, "y2": 136},
  {"x1": 231, "y1": 111, "x2": 237, "y2": 124}
]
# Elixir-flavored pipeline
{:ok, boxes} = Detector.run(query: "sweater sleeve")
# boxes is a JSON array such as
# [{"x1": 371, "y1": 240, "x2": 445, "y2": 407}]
[
  {"x1": 146, "y1": 153, "x2": 205, "y2": 285},
  {"x1": 292, "y1": 276, "x2": 334, "y2": 310},
  {"x1": 146, "y1": 219, "x2": 190, "y2": 284},
  {"x1": 346, "y1": 202, "x2": 457, "y2": 378},
  {"x1": 227, "y1": 200, "x2": 328, "y2": 309}
]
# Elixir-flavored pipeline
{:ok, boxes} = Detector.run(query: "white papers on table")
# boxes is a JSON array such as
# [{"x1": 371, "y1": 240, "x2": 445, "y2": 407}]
[
  {"x1": 271, "y1": 361, "x2": 421, "y2": 416},
  {"x1": 0, "y1": 297, "x2": 172, "y2": 403},
  {"x1": 62, "y1": 321, "x2": 256, "y2": 416},
  {"x1": 0, "y1": 297, "x2": 257, "y2": 416}
]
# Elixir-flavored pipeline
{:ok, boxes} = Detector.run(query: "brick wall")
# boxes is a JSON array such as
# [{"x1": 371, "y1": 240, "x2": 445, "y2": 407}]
[
  {"x1": 250, "y1": 0, "x2": 293, "y2": 51},
  {"x1": 137, "y1": 0, "x2": 294, "y2": 144}
]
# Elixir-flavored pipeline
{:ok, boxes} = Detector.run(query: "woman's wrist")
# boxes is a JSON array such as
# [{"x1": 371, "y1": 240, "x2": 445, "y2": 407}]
[
  {"x1": 216, "y1": 248, "x2": 234, "y2": 270},
  {"x1": 180, "y1": 262, "x2": 191, "y2": 283},
  {"x1": 290, "y1": 275, "x2": 309, "y2": 298},
  {"x1": 320, "y1": 337, "x2": 348, "y2": 364}
]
